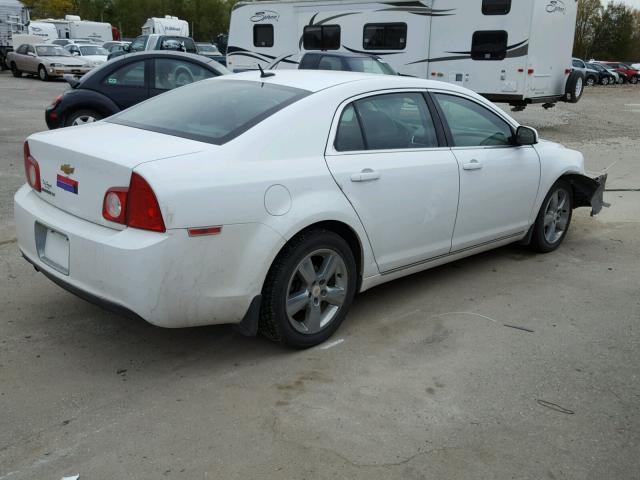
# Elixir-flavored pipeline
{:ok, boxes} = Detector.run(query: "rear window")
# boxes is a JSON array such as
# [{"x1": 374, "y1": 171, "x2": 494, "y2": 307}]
[{"x1": 108, "y1": 80, "x2": 310, "y2": 145}]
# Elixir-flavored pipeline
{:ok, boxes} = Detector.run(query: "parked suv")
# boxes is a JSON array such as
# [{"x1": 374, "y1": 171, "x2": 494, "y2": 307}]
[{"x1": 108, "y1": 34, "x2": 198, "y2": 60}]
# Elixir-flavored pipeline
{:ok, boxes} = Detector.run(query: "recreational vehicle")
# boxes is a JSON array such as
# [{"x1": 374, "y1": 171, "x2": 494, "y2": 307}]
[
  {"x1": 0, "y1": 0, "x2": 29, "y2": 69},
  {"x1": 27, "y1": 21, "x2": 58, "y2": 42},
  {"x1": 142, "y1": 16, "x2": 189, "y2": 37},
  {"x1": 40, "y1": 16, "x2": 113, "y2": 43},
  {"x1": 228, "y1": 0, "x2": 583, "y2": 109}
]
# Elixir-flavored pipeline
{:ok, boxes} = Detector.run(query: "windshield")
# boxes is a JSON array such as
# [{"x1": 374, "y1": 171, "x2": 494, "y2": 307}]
[
  {"x1": 108, "y1": 80, "x2": 310, "y2": 145},
  {"x1": 79, "y1": 45, "x2": 108, "y2": 56},
  {"x1": 345, "y1": 57, "x2": 397, "y2": 75},
  {"x1": 198, "y1": 44, "x2": 220, "y2": 54},
  {"x1": 36, "y1": 46, "x2": 71, "y2": 57}
]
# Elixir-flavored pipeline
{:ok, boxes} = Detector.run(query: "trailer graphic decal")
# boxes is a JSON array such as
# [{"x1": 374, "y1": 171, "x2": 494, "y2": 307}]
[{"x1": 407, "y1": 40, "x2": 529, "y2": 65}]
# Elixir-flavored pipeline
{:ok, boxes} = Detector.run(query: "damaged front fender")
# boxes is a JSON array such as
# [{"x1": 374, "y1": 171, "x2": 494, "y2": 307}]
[{"x1": 563, "y1": 173, "x2": 610, "y2": 216}]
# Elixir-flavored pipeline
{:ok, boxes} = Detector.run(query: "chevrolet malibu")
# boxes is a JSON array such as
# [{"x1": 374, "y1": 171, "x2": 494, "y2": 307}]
[{"x1": 14, "y1": 71, "x2": 607, "y2": 348}]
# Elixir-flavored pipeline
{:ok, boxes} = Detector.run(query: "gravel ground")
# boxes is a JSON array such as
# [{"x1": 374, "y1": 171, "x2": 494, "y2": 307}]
[{"x1": 0, "y1": 72, "x2": 638, "y2": 480}]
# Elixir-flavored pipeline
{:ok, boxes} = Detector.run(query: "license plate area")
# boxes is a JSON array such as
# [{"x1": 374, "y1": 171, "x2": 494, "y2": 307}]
[{"x1": 35, "y1": 222, "x2": 70, "y2": 275}]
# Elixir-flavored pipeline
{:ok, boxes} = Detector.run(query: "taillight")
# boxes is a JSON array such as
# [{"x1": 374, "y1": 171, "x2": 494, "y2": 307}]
[
  {"x1": 527, "y1": 68, "x2": 535, "y2": 75},
  {"x1": 23, "y1": 141, "x2": 41, "y2": 192},
  {"x1": 127, "y1": 173, "x2": 165, "y2": 232},
  {"x1": 51, "y1": 95, "x2": 62, "y2": 108},
  {"x1": 102, "y1": 173, "x2": 165, "y2": 232}
]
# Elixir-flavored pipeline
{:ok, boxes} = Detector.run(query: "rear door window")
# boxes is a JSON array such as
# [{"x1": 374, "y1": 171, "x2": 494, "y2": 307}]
[
  {"x1": 352, "y1": 93, "x2": 438, "y2": 150},
  {"x1": 335, "y1": 104, "x2": 365, "y2": 152}
]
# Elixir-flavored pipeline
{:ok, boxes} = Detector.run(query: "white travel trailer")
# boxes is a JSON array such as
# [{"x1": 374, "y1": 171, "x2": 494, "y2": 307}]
[
  {"x1": 141, "y1": 16, "x2": 189, "y2": 37},
  {"x1": 0, "y1": 0, "x2": 29, "y2": 68},
  {"x1": 228, "y1": 0, "x2": 583, "y2": 109},
  {"x1": 27, "y1": 21, "x2": 58, "y2": 42},
  {"x1": 40, "y1": 16, "x2": 113, "y2": 43}
]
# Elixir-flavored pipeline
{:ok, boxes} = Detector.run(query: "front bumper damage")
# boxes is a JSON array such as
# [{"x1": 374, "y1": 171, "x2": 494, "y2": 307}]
[{"x1": 566, "y1": 173, "x2": 610, "y2": 216}]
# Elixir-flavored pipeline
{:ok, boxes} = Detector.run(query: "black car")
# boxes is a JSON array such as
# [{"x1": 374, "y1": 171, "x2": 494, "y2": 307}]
[
  {"x1": 45, "y1": 51, "x2": 228, "y2": 129},
  {"x1": 586, "y1": 62, "x2": 617, "y2": 85},
  {"x1": 266, "y1": 51, "x2": 398, "y2": 75}
]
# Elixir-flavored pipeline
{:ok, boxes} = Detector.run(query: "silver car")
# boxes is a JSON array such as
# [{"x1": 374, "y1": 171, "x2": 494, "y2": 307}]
[{"x1": 7, "y1": 44, "x2": 92, "y2": 81}]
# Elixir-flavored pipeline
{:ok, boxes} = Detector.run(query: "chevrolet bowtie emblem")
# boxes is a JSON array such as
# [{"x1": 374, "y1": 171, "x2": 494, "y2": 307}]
[{"x1": 60, "y1": 164, "x2": 75, "y2": 175}]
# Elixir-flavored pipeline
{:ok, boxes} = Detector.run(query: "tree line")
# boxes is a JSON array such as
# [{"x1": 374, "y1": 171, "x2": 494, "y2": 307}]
[
  {"x1": 575, "y1": 0, "x2": 640, "y2": 61},
  {"x1": 22, "y1": 0, "x2": 240, "y2": 42}
]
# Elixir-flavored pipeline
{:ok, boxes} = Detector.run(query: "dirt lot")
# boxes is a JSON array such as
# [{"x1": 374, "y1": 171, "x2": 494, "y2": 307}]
[{"x1": 0, "y1": 73, "x2": 639, "y2": 479}]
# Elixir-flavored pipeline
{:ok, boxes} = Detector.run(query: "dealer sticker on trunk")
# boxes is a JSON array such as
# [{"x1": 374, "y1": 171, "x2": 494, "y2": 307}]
[{"x1": 56, "y1": 174, "x2": 78, "y2": 194}]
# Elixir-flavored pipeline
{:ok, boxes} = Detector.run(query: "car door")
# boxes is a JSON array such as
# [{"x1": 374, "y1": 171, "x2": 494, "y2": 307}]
[
  {"x1": 24, "y1": 45, "x2": 37, "y2": 73},
  {"x1": 100, "y1": 59, "x2": 149, "y2": 110},
  {"x1": 432, "y1": 92, "x2": 540, "y2": 252},
  {"x1": 149, "y1": 57, "x2": 218, "y2": 98},
  {"x1": 325, "y1": 91, "x2": 460, "y2": 273},
  {"x1": 13, "y1": 45, "x2": 28, "y2": 70}
]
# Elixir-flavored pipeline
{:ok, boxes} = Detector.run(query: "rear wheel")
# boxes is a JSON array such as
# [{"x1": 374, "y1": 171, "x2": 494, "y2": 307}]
[
  {"x1": 586, "y1": 76, "x2": 595, "y2": 87},
  {"x1": 38, "y1": 65, "x2": 49, "y2": 81},
  {"x1": 529, "y1": 180, "x2": 573, "y2": 253},
  {"x1": 565, "y1": 71, "x2": 584, "y2": 103},
  {"x1": 11, "y1": 62, "x2": 21, "y2": 77},
  {"x1": 601, "y1": 77, "x2": 609, "y2": 85},
  {"x1": 259, "y1": 229, "x2": 357, "y2": 348},
  {"x1": 65, "y1": 109, "x2": 102, "y2": 127},
  {"x1": 630, "y1": 76, "x2": 638, "y2": 85}
]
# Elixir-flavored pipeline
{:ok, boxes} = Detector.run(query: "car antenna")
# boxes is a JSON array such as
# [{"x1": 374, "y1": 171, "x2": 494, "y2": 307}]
[{"x1": 258, "y1": 64, "x2": 275, "y2": 78}]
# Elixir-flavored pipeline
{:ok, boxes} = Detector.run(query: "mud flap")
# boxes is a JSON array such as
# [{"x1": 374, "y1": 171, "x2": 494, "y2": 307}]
[{"x1": 564, "y1": 173, "x2": 610, "y2": 216}]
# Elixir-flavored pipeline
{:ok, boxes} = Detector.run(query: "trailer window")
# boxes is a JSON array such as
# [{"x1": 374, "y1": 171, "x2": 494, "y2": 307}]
[
  {"x1": 254, "y1": 24, "x2": 274, "y2": 48},
  {"x1": 363, "y1": 23, "x2": 407, "y2": 50},
  {"x1": 471, "y1": 31, "x2": 508, "y2": 61},
  {"x1": 303, "y1": 25, "x2": 340, "y2": 50},
  {"x1": 482, "y1": 0, "x2": 511, "y2": 15}
]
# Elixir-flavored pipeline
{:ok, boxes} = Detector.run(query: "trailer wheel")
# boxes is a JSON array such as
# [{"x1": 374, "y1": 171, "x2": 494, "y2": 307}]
[
  {"x1": 11, "y1": 62, "x2": 22, "y2": 78},
  {"x1": 565, "y1": 70, "x2": 584, "y2": 103}
]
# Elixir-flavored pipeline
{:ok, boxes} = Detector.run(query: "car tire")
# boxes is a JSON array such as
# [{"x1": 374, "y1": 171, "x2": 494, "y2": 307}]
[
  {"x1": 565, "y1": 71, "x2": 584, "y2": 103},
  {"x1": 38, "y1": 65, "x2": 49, "y2": 81},
  {"x1": 259, "y1": 229, "x2": 357, "y2": 348},
  {"x1": 586, "y1": 76, "x2": 595, "y2": 87},
  {"x1": 601, "y1": 77, "x2": 609, "y2": 85},
  {"x1": 65, "y1": 109, "x2": 102, "y2": 127},
  {"x1": 529, "y1": 180, "x2": 573, "y2": 253},
  {"x1": 631, "y1": 76, "x2": 638, "y2": 85},
  {"x1": 11, "y1": 62, "x2": 21, "y2": 77}
]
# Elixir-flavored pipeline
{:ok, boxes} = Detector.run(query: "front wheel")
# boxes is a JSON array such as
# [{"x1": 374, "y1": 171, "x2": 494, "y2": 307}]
[
  {"x1": 601, "y1": 77, "x2": 609, "y2": 85},
  {"x1": 529, "y1": 180, "x2": 573, "y2": 253},
  {"x1": 259, "y1": 229, "x2": 357, "y2": 348},
  {"x1": 630, "y1": 76, "x2": 638, "y2": 85},
  {"x1": 38, "y1": 65, "x2": 49, "y2": 81}
]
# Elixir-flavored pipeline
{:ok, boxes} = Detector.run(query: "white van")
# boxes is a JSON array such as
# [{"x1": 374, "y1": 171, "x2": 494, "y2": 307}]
[{"x1": 228, "y1": 0, "x2": 583, "y2": 110}]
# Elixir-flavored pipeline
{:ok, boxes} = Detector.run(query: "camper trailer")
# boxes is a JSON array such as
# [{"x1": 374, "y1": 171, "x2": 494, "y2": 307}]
[
  {"x1": 0, "y1": 0, "x2": 29, "y2": 69},
  {"x1": 141, "y1": 16, "x2": 189, "y2": 37},
  {"x1": 40, "y1": 16, "x2": 113, "y2": 43},
  {"x1": 27, "y1": 21, "x2": 58, "y2": 42},
  {"x1": 228, "y1": 0, "x2": 583, "y2": 109}
]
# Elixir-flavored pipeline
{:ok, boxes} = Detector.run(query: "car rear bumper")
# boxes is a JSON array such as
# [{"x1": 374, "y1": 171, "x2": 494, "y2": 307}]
[{"x1": 14, "y1": 184, "x2": 282, "y2": 328}]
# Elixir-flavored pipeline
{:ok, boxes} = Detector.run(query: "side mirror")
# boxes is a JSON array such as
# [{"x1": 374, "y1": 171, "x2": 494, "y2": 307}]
[
  {"x1": 27, "y1": 51, "x2": 35, "y2": 57},
  {"x1": 123, "y1": 44, "x2": 131, "y2": 53},
  {"x1": 72, "y1": 51, "x2": 79, "y2": 56},
  {"x1": 514, "y1": 126, "x2": 538, "y2": 145}
]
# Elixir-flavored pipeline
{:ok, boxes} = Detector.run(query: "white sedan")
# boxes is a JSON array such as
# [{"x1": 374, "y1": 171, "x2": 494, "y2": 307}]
[{"x1": 14, "y1": 71, "x2": 607, "y2": 348}]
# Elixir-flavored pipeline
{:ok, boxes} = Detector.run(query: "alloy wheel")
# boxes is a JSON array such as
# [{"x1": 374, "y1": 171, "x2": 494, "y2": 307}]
[
  {"x1": 285, "y1": 249, "x2": 348, "y2": 335},
  {"x1": 72, "y1": 115, "x2": 96, "y2": 126},
  {"x1": 543, "y1": 189, "x2": 570, "y2": 245}
]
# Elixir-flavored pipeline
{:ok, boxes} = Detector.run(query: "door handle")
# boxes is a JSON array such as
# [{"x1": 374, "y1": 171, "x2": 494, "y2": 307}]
[
  {"x1": 350, "y1": 168, "x2": 381, "y2": 182},
  {"x1": 462, "y1": 159, "x2": 483, "y2": 171}
]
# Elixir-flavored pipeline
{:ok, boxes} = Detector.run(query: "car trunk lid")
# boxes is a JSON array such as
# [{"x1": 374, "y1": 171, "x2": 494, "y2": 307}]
[{"x1": 27, "y1": 122, "x2": 208, "y2": 229}]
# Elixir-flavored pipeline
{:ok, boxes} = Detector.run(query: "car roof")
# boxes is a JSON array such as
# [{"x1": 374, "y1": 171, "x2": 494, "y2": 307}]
[
  {"x1": 114, "y1": 51, "x2": 211, "y2": 62},
  {"x1": 230, "y1": 69, "x2": 476, "y2": 96}
]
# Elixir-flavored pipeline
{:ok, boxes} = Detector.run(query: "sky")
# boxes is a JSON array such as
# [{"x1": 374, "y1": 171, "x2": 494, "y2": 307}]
[{"x1": 616, "y1": 0, "x2": 640, "y2": 9}]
